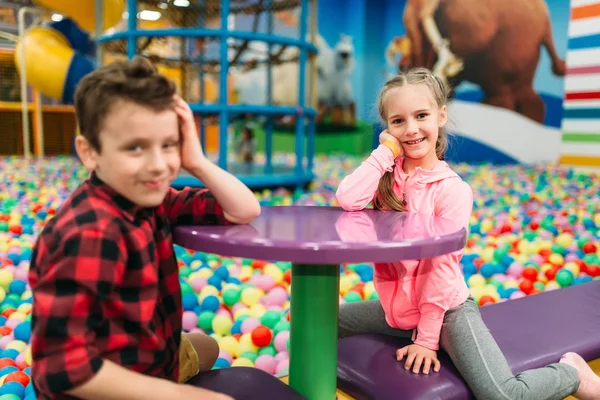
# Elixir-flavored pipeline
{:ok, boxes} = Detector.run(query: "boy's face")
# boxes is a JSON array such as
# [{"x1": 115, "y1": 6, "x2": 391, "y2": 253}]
[{"x1": 76, "y1": 101, "x2": 181, "y2": 208}]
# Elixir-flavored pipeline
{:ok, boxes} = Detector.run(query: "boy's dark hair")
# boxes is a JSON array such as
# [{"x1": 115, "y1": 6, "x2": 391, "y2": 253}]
[{"x1": 74, "y1": 56, "x2": 177, "y2": 152}]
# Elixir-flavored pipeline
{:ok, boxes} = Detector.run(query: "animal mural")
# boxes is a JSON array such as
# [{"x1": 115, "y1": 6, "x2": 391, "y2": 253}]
[{"x1": 387, "y1": 0, "x2": 566, "y2": 124}]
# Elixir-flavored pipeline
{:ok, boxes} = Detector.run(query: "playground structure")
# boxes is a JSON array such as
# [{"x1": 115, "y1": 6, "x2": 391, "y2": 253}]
[{"x1": 10, "y1": 0, "x2": 319, "y2": 190}]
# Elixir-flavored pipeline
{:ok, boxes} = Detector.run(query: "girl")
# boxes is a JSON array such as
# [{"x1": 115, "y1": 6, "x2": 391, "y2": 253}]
[{"x1": 335, "y1": 67, "x2": 600, "y2": 400}]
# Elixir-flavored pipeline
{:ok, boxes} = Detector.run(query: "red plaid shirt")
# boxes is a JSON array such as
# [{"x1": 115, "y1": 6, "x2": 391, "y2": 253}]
[{"x1": 29, "y1": 172, "x2": 230, "y2": 399}]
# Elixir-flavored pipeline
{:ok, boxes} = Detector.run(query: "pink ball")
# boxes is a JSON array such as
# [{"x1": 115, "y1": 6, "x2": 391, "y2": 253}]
[
  {"x1": 509, "y1": 291, "x2": 525, "y2": 300},
  {"x1": 4, "y1": 318, "x2": 21, "y2": 330},
  {"x1": 216, "y1": 309, "x2": 232, "y2": 318},
  {"x1": 182, "y1": 311, "x2": 198, "y2": 331},
  {"x1": 13, "y1": 269, "x2": 28, "y2": 282},
  {"x1": 218, "y1": 349, "x2": 233, "y2": 363},
  {"x1": 275, "y1": 350, "x2": 289, "y2": 362},
  {"x1": 276, "y1": 359, "x2": 289, "y2": 375},
  {"x1": 529, "y1": 254, "x2": 544, "y2": 265},
  {"x1": 0, "y1": 334, "x2": 14, "y2": 350},
  {"x1": 254, "y1": 354, "x2": 277, "y2": 374},
  {"x1": 256, "y1": 275, "x2": 275, "y2": 292},
  {"x1": 3, "y1": 266, "x2": 16, "y2": 275},
  {"x1": 267, "y1": 287, "x2": 288, "y2": 306},
  {"x1": 507, "y1": 263, "x2": 524, "y2": 278},
  {"x1": 190, "y1": 277, "x2": 207, "y2": 293},
  {"x1": 241, "y1": 317, "x2": 261, "y2": 334},
  {"x1": 189, "y1": 327, "x2": 205, "y2": 333},
  {"x1": 565, "y1": 253, "x2": 578, "y2": 262},
  {"x1": 267, "y1": 305, "x2": 283, "y2": 312},
  {"x1": 491, "y1": 274, "x2": 507, "y2": 283},
  {"x1": 15, "y1": 352, "x2": 25, "y2": 366},
  {"x1": 274, "y1": 331, "x2": 289, "y2": 352}
]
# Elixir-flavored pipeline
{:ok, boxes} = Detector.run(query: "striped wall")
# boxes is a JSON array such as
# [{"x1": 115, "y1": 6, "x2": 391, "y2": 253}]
[{"x1": 560, "y1": 0, "x2": 600, "y2": 166}]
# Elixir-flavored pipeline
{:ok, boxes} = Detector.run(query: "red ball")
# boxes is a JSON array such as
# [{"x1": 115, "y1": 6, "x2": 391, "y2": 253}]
[
  {"x1": 522, "y1": 267, "x2": 538, "y2": 282},
  {"x1": 500, "y1": 224, "x2": 512, "y2": 234},
  {"x1": 545, "y1": 266, "x2": 560, "y2": 281},
  {"x1": 529, "y1": 221, "x2": 540, "y2": 230},
  {"x1": 0, "y1": 327, "x2": 12, "y2": 336},
  {"x1": 587, "y1": 264, "x2": 600, "y2": 278},
  {"x1": 0, "y1": 358, "x2": 18, "y2": 370},
  {"x1": 473, "y1": 258, "x2": 485, "y2": 268},
  {"x1": 538, "y1": 249, "x2": 551, "y2": 257},
  {"x1": 251, "y1": 326, "x2": 273, "y2": 348},
  {"x1": 4, "y1": 371, "x2": 30, "y2": 387},
  {"x1": 284, "y1": 269, "x2": 291, "y2": 284},
  {"x1": 251, "y1": 260, "x2": 267, "y2": 270},
  {"x1": 582, "y1": 242, "x2": 597, "y2": 254},
  {"x1": 479, "y1": 296, "x2": 496, "y2": 306},
  {"x1": 519, "y1": 278, "x2": 534, "y2": 295}
]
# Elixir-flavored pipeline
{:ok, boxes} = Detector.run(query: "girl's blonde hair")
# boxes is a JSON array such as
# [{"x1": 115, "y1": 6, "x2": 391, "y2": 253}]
[{"x1": 373, "y1": 67, "x2": 451, "y2": 211}]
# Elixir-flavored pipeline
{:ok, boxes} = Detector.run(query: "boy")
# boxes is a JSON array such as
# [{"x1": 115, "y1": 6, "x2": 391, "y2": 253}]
[{"x1": 28, "y1": 57, "x2": 261, "y2": 399}]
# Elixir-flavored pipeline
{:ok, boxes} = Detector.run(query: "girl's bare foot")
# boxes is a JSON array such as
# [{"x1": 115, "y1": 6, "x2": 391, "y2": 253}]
[{"x1": 560, "y1": 352, "x2": 600, "y2": 400}]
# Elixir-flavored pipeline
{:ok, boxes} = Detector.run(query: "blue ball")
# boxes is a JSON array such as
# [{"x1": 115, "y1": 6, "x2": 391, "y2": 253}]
[
  {"x1": 214, "y1": 266, "x2": 229, "y2": 280},
  {"x1": 480, "y1": 263, "x2": 496, "y2": 278},
  {"x1": 207, "y1": 275, "x2": 222, "y2": 291},
  {"x1": 231, "y1": 320, "x2": 243, "y2": 335},
  {"x1": 227, "y1": 277, "x2": 241, "y2": 285},
  {"x1": 462, "y1": 262, "x2": 477, "y2": 276},
  {"x1": 201, "y1": 295, "x2": 220, "y2": 312},
  {"x1": 23, "y1": 367, "x2": 31, "y2": 377},
  {"x1": 214, "y1": 358, "x2": 231, "y2": 369},
  {"x1": 182, "y1": 293, "x2": 199, "y2": 312},
  {"x1": 13, "y1": 321, "x2": 31, "y2": 343},
  {"x1": 500, "y1": 255, "x2": 514, "y2": 267},
  {"x1": 8, "y1": 280, "x2": 26, "y2": 296},
  {"x1": 6, "y1": 254, "x2": 20, "y2": 265},
  {"x1": 0, "y1": 366, "x2": 19, "y2": 378},
  {"x1": 1, "y1": 349, "x2": 19, "y2": 361},
  {"x1": 193, "y1": 305, "x2": 203, "y2": 315},
  {"x1": 20, "y1": 248, "x2": 32, "y2": 261},
  {"x1": 0, "y1": 381, "x2": 25, "y2": 397}
]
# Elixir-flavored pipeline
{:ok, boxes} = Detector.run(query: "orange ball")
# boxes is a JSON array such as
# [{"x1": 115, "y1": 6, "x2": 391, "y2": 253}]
[
  {"x1": 522, "y1": 267, "x2": 538, "y2": 282},
  {"x1": 479, "y1": 295, "x2": 496, "y2": 306}
]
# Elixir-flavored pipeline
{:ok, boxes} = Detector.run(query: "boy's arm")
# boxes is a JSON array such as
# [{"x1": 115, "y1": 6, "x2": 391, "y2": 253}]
[{"x1": 173, "y1": 96, "x2": 260, "y2": 225}]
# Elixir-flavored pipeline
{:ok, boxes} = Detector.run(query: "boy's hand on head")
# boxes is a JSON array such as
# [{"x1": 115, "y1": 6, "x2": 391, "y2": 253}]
[
  {"x1": 379, "y1": 129, "x2": 403, "y2": 158},
  {"x1": 396, "y1": 344, "x2": 441, "y2": 374},
  {"x1": 174, "y1": 95, "x2": 205, "y2": 171}
]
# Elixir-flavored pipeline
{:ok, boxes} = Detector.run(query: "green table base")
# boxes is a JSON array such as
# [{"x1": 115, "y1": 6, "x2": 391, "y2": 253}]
[{"x1": 289, "y1": 263, "x2": 340, "y2": 400}]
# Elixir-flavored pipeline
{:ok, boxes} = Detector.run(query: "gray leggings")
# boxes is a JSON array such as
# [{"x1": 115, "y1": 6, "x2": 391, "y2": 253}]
[{"x1": 339, "y1": 298, "x2": 580, "y2": 400}]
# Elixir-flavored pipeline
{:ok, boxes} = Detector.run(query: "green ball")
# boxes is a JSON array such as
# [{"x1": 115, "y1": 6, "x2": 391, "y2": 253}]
[
  {"x1": 242, "y1": 259, "x2": 253, "y2": 266},
  {"x1": 273, "y1": 320, "x2": 290, "y2": 336},
  {"x1": 258, "y1": 346, "x2": 277, "y2": 357},
  {"x1": 550, "y1": 244, "x2": 565, "y2": 255},
  {"x1": 260, "y1": 310, "x2": 281, "y2": 329},
  {"x1": 239, "y1": 351, "x2": 258, "y2": 362},
  {"x1": 180, "y1": 282, "x2": 195, "y2": 296},
  {"x1": 0, "y1": 303, "x2": 15, "y2": 312},
  {"x1": 0, "y1": 222, "x2": 7, "y2": 232},
  {"x1": 344, "y1": 291, "x2": 362, "y2": 303},
  {"x1": 197, "y1": 311, "x2": 215, "y2": 331},
  {"x1": 533, "y1": 282, "x2": 546, "y2": 291},
  {"x1": 369, "y1": 291, "x2": 380, "y2": 300},
  {"x1": 179, "y1": 266, "x2": 191, "y2": 278},
  {"x1": 488, "y1": 280, "x2": 504, "y2": 291},
  {"x1": 0, "y1": 394, "x2": 22, "y2": 400},
  {"x1": 555, "y1": 269, "x2": 574, "y2": 287},
  {"x1": 275, "y1": 261, "x2": 291, "y2": 272},
  {"x1": 222, "y1": 289, "x2": 241, "y2": 307},
  {"x1": 523, "y1": 231, "x2": 537, "y2": 241},
  {"x1": 6, "y1": 294, "x2": 20, "y2": 304}
]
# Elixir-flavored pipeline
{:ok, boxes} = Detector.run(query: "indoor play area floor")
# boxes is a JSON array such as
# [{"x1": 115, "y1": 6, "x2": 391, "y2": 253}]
[{"x1": 0, "y1": 153, "x2": 598, "y2": 395}]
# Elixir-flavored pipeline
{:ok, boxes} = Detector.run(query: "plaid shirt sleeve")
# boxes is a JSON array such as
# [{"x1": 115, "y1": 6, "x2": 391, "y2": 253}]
[
  {"x1": 162, "y1": 187, "x2": 232, "y2": 226},
  {"x1": 30, "y1": 224, "x2": 125, "y2": 396}
]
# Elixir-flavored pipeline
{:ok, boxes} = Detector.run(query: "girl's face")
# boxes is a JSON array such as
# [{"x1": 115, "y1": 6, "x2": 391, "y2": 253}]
[{"x1": 384, "y1": 83, "x2": 447, "y2": 165}]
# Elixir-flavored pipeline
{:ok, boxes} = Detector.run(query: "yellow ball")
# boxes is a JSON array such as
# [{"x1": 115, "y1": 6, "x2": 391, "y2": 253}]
[
  {"x1": 468, "y1": 274, "x2": 486, "y2": 288},
  {"x1": 241, "y1": 287, "x2": 264, "y2": 307},
  {"x1": 363, "y1": 281, "x2": 375, "y2": 298},
  {"x1": 232, "y1": 357, "x2": 254, "y2": 367},
  {"x1": 469, "y1": 287, "x2": 485, "y2": 302},
  {"x1": 564, "y1": 262, "x2": 580, "y2": 276},
  {"x1": 199, "y1": 286, "x2": 220, "y2": 302},
  {"x1": 548, "y1": 253, "x2": 564, "y2": 266},
  {"x1": 210, "y1": 333, "x2": 223, "y2": 342},
  {"x1": 250, "y1": 304, "x2": 267, "y2": 319},
  {"x1": 0, "y1": 270, "x2": 13, "y2": 292},
  {"x1": 594, "y1": 213, "x2": 600, "y2": 228},
  {"x1": 219, "y1": 336, "x2": 239, "y2": 357},
  {"x1": 480, "y1": 219, "x2": 493, "y2": 233},
  {"x1": 504, "y1": 279, "x2": 519, "y2": 290},
  {"x1": 540, "y1": 263, "x2": 553, "y2": 274},
  {"x1": 212, "y1": 315, "x2": 233, "y2": 336},
  {"x1": 239, "y1": 333, "x2": 254, "y2": 347},
  {"x1": 17, "y1": 303, "x2": 32, "y2": 315},
  {"x1": 340, "y1": 276, "x2": 353, "y2": 294},
  {"x1": 545, "y1": 280, "x2": 561, "y2": 291},
  {"x1": 190, "y1": 260, "x2": 202, "y2": 270},
  {"x1": 6, "y1": 340, "x2": 27, "y2": 353},
  {"x1": 25, "y1": 346, "x2": 32, "y2": 365},
  {"x1": 197, "y1": 268, "x2": 213, "y2": 279},
  {"x1": 481, "y1": 248, "x2": 494, "y2": 263},
  {"x1": 207, "y1": 260, "x2": 219, "y2": 268},
  {"x1": 264, "y1": 264, "x2": 283, "y2": 283},
  {"x1": 8, "y1": 312, "x2": 26, "y2": 321},
  {"x1": 555, "y1": 233, "x2": 573, "y2": 248},
  {"x1": 234, "y1": 307, "x2": 250, "y2": 320},
  {"x1": 0, "y1": 375, "x2": 7, "y2": 385},
  {"x1": 239, "y1": 266, "x2": 253, "y2": 281}
]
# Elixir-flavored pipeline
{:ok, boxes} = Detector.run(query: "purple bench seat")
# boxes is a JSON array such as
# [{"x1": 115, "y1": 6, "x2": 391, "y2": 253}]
[
  {"x1": 188, "y1": 367, "x2": 305, "y2": 399},
  {"x1": 337, "y1": 280, "x2": 600, "y2": 400}
]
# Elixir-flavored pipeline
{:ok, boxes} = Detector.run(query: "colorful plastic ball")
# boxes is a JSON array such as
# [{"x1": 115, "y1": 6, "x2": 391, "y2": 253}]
[
  {"x1": 273, "y1": 331, "x2": 290, "y2": 352},
  {"x1": 251, "y1": 326, "x2": 273, "y2": 348},
  {"x1": 201, "y1": 295, "x2": 221, "y2": 312},
  {"x1": 212, "y1": 315, "x2": 233, "y2": 336},
  {"x1": 3, "y1": 370, "x2": 30, "y2": 387},
  {"x1": 254, "y1": 354, "x2": 277, "y2": 374},
  {"x1": 555, "y1": 269, "x2": 574, "y2": 287},
  {"x1": 214, "y1": 357, "x2": 231, "y2": 369},
  {"x1": 231, "y1": 357, "x2": 254, "y2": 367},
  {"x1": 197, "y1": 311, "x2": 215, "y2": 331}
]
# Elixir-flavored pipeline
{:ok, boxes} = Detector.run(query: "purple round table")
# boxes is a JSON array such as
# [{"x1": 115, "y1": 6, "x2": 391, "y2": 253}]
[{"x1": 174, "y1": 206, "x2": 466, "y2": 400}]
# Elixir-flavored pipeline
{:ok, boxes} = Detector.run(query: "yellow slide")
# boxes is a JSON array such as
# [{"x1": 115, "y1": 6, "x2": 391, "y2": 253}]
[{"x1": 14, "y1": 0, "x2": 124, "y2": 102}]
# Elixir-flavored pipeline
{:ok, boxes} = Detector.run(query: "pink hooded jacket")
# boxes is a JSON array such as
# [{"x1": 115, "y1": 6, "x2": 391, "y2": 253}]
[{"x1": 335, "y1": 144, "x2": 473, "y2": 350}]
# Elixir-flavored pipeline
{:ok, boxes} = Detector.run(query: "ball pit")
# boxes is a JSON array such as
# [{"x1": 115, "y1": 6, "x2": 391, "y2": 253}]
[{"x1": 0, "y1": 154, "x2": 599, "y2": 397}]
